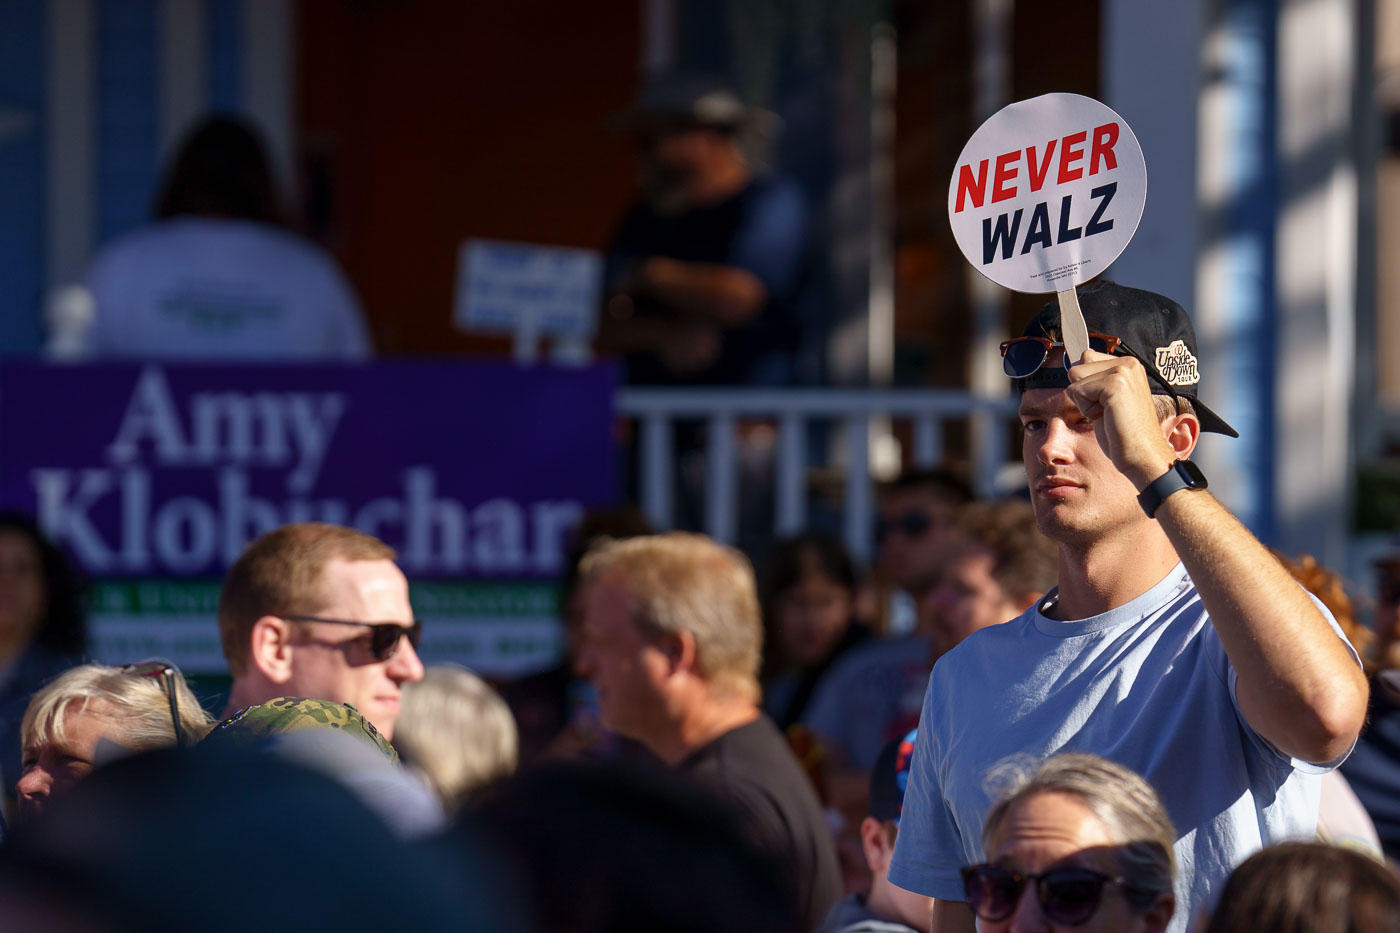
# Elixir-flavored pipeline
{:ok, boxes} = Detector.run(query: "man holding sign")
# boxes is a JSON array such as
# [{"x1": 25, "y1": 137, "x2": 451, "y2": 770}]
[{"x1": 887, "y1": 280, "x2": 1368, "y2": 931}]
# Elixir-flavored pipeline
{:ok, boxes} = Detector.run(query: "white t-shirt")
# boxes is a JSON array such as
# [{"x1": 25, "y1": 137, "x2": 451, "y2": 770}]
[
  {"x1": 887, "y1": 562, "x2": 1358, "y2": 933},
  {"x1": 83, "y1": 217, "x2": 372, "y2": 360}
]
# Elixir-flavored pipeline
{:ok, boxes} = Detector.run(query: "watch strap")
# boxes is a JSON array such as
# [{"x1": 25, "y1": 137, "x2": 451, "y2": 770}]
[{"x1": 1137, "y1": 459, "x2": 1205, "y2": 519}]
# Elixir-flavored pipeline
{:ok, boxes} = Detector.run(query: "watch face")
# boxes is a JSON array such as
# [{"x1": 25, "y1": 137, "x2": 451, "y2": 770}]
[{"x1": 1179, "y1": 459, "x2": 1208, "y2": 489}]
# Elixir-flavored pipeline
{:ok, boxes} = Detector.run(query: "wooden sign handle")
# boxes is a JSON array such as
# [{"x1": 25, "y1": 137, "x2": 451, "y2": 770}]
[{"x1": 1057, "y1": 286, "x2": 1090, "y2": 366}]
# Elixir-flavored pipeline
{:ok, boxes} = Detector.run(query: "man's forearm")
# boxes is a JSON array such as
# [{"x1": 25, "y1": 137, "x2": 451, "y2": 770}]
[
  {"x1": 631, "y1": 257, "x2": 767, "y2": 326},
  {"x1": 1155, "y1": 488, "x2": 1367, "y2": 763}
]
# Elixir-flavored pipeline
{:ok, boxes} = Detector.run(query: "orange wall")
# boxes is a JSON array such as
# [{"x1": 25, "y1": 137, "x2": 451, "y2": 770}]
[{"x1": 299, "y1": 0, "x2": 643, "y2": 355}]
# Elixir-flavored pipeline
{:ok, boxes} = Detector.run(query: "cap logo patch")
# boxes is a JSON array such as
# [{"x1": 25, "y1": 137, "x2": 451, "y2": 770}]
[{"x1": 1154, "y1": 340, "x2": 1199, "y2": 386}]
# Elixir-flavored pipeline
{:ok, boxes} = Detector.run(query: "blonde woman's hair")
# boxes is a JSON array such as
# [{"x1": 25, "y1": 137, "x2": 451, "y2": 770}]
[
  {"x1": 580, "y1": 533, "x2": 763, "y2": 702},
  {"x1": 394, "y1": 665, "x2": 518, "y2": 813},
  {"x1": 22, "y1": 662, "x2": 215, "y2": 754}
]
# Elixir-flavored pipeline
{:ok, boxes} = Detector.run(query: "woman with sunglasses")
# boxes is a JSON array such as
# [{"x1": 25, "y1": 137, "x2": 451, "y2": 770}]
[
  {"x1": 16, "y1": 660, "x2": 213, "y2": 821},
  {"x1": 962, "y1": 753, "x2": 1175, "y2": 933}
]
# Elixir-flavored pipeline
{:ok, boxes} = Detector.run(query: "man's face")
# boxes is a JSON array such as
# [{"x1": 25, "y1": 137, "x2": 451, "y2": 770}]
[
  {"x1": 923, "y1": 547, "x2": 1021, "y2": 656},
  {"x1": 1020, "y1": 388, "x2": 1144, "y2": 545},
  {"x1": 285, "y1": 557, "x2": 423, "y2": 739},
  {"x1": 637, "y1": 125, "x2": 730, "y2": 207},
  {"x1": 876, "y1": 487, "x2": 961, "y2": 597},
  {"x1": 574, "y1": 572, "x2": 672, "y2": 742}
]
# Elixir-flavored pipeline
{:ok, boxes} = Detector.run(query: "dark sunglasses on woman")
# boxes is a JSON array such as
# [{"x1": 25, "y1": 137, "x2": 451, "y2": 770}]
[{"x1": 961, "y1": 863, "x2": 1158, "y2": 926}]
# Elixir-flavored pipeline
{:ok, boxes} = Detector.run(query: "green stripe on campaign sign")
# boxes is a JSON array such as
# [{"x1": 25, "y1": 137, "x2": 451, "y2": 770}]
[{"x1": 92, "y1": 579, "x2": 558, "y2": 620}]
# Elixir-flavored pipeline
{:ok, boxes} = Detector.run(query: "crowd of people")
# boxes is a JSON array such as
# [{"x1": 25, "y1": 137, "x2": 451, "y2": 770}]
[
  {"x1": 3, "y1": 283, "x2": 1400, "y2": 933},
  {"x1": 10, "y1": 70, "x2": 1400, "y2": 933}
]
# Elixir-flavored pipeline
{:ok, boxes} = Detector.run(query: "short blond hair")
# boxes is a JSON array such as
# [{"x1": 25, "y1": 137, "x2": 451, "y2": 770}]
[
  {"x1": 394, "y1": 665, "x2": 518, "y2": 813},
  {"x1": 218, "y1": 523, "x2": 395, "y2": 675},
  {"x1": 22, "y1": 662, "x2": 214, "y2": 753},
  {"x1": 581, "y1": 533, "x2": 762, "y2": 701}
]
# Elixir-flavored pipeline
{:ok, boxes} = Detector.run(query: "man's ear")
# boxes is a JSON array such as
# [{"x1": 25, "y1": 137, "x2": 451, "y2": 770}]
[
  {"x1": 1164, "y1": 410, "x2": 1200, "y2": 459},
  {"x1": 658, "y1": 630, "x2": 698, "y2": 677},
  {"x1": 859, "y1": 816, "x2": 895, "y2": 873},
  {"x1": 249, "y1": 616, "x2": 295, "y2": 685}
]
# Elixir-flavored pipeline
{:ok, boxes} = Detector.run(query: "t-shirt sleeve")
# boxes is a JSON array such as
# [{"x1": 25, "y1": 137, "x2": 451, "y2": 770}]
[
  {"x1": 1224, "y1": 588, "x2": 1362, "y2": 774},
  {"x1": 727, "y1": 180, "x2": 808, "y2": 301},
  {"x1": 886, "y1": 690, "x2": 972, "y2": 901}
]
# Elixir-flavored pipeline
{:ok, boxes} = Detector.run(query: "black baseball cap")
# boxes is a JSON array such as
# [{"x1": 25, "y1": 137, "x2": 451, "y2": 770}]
[
  {"x1": 869, "y1": 728, "x2": 918, "y2": 822},
  {"x1": 1013, "y1": 279, "x2": 1239, "y2": 437},
  {"x1": 613, "y1": 73, "x2": 750, "y2": 133}
]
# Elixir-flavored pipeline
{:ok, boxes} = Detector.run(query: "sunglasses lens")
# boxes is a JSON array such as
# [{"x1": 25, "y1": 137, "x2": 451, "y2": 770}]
[
  {"x1": 371, "y1": 622, "x2": 422, "y2": 660},
  {"x1": 1087, "y1": 335, "x2": 1113, "y2": 353},
  {"x1": 1040, "y1": 871, "x2": 1107, "y2": 925},
  {"x1": 1003, "y1": 340, "x2": 1048, "y2": 378},
  {"x1": 964, "y1": 868, "x2": 1020, "y2": 921},
  {"x1": 372, "y1": 626, "x2": 401, "y2": 660}
]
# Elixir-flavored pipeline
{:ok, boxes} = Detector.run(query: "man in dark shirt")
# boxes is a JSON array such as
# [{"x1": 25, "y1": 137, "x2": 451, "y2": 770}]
[
  {"x1": 576, "y1": 532, "x2": 842, "y2": 929},
  {"x1": 601, "y1": 73, "x2": 813, "y2": 387}
]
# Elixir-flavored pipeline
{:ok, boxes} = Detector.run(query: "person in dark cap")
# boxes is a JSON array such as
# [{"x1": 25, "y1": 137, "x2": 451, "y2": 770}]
[
  {"x1": 819, "y1": 729, "x2": 931, "y2": 933},
  {"x1": 599, "y1": 72, "x2": 813, "y2": 387},
  {"x1": 886, "y1": 279, "x2": 1368, "y2": 933}
]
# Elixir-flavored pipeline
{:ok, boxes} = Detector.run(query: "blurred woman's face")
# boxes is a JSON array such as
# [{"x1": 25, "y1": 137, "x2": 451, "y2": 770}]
[
  {"x1": 17, "y1": 703, "x2": 126, "y2": 822},
  {"x1": 776, "y1": 571, "x2": 853, "y2": 668},
  {"x1": 0, "y1": 530, "x2": 45, "y2": 641}
]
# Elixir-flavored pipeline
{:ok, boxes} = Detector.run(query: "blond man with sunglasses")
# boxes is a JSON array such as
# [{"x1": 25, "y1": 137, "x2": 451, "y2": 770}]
[{"x1": 218, "y1": 523, "x2": 425, "y2": 740}]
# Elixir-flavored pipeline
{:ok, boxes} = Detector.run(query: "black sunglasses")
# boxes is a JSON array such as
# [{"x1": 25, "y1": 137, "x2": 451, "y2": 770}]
[
  {"x1": 283, "y1": 615, "x2": 423, "y2": 662},
  {"x1": 119, "y1": 660, "x2": 185, "y2": 747},
  {"x1": 1000, "y1": 332, "x2": 1124, "y2": 379},
  {"x1": 1002, "y1": 332, "x2": 1187, "y2": 413},
  {"x1": 961, "y1": 864, "x2": 1154, "y2": 926},
  {"x1": 874, "y1": 511, "x2": 935, "y2": 543}
]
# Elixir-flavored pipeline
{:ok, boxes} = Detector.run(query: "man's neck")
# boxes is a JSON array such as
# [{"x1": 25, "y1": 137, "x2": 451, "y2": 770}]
[
  {"x1": 648, "y1": 694, "x2": 760, "y2": 767},
  {"x1": 222, "y1": 677, "x2": 275, "y2": 721},
  {"x1": 1050, "y1": 524, "x2": 1180, "y2": 620},
  {"x1": 866, "y1": 872, "x2": 931, "y2": 933}
]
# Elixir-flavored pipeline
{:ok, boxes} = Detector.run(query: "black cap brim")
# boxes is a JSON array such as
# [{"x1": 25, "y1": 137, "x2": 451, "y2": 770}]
[{"x1": 1188, "y1": 397, "x2": 1238, "y2": 438}]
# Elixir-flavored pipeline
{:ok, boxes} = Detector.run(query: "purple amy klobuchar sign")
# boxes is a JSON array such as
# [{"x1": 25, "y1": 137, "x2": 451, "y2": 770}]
[{"x1": 0, "y1": 361, "x2": 618, "y2": 580}]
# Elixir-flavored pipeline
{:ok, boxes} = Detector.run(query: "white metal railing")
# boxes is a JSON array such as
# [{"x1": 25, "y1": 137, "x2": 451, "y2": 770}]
[{"x1": 615, "y1": 388, "x2": 1022, "y2": 561}]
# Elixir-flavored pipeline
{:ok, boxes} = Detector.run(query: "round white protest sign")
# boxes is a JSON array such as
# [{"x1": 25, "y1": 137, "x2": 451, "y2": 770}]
[{"x1": 947, "y1": 93, "x2": 1146, "y2": 293}]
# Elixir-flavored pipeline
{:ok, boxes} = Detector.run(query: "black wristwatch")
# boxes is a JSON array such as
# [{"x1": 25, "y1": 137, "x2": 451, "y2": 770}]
[{"x1": 1137, "y1": 459, "x2": 1208, "y2": 519}]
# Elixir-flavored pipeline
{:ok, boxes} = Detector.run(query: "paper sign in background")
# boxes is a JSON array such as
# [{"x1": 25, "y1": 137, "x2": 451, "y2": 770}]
[{"x1": 947, "y1": 93, "x2": 1147, "y2": 293}]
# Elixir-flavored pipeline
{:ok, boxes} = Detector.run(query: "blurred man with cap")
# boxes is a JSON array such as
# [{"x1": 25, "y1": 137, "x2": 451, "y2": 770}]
[
  {"x1": 888, "y1": 279, "x2": 1368, "y2": 932},
  {"x1": 601, "y1": 72, "x2": 813, "y2": 387},
  {"x1": 819, "y1": 729, "x2": 932, "y2": 933}
]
